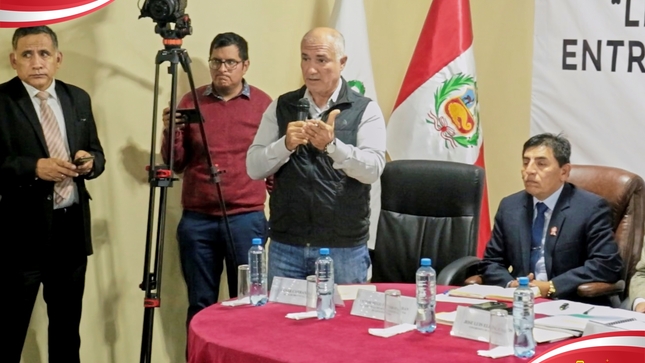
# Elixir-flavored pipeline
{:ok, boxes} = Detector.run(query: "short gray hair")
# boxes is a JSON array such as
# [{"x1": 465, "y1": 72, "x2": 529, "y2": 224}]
[{"x1": 331, "y1": 32, "x2": 345, "y2": 60}]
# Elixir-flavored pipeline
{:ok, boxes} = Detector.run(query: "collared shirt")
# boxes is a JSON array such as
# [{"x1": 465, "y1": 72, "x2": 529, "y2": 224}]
[
  {"x1": 203, "y1": 80, "x2": 251, "y2": 100},
  {"x1": 247, "y1": 79, "x2": 386, "y2": 185},
  {"x1": 22, "y1": 80, "x2": 78, "y2": 208},
  {"x1": 303, "y1": 80, "x2": 342, "y2": 118},
  {"x1": 533, "y1": 184, "x2": 565, "y2": 281}
]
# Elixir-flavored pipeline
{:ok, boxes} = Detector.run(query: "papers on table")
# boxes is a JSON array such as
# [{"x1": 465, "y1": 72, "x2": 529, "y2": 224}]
[
  {"x1": 285, "y1": 311, "x2": 318, "y2": 320},
  {"x1": 446, "y1": 305, "x2": 575, "y2": 343},
  {"x1": 449, "y1": 284, "x2": 541, "y2": 301},
  {"x1": 437, "y1": 311, "x2": 458, "y2": 325},
  {"x1": 221, "y1": 296, "x2": 250, "y2": 307},
  {"x1": 368, "y1": 323, "x2": 416, "y2": 338},
  {"x1": 436, "y1": 294, "x2": 496, "y2": 304},
  {"x1": 477, "y1": 346, "x2": 514, "y2": 359},
  {"x1": 534, "y1": 316, "x2": 587, "y2": 336}
]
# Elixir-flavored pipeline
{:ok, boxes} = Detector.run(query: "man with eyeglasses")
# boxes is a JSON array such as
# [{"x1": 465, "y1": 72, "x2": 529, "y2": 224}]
[
  {"x1": 247, "y1": 27, "x2": 386, "y2": 284},
  {"x1": 161, "y1": 32, "x2": 272, "y2": 325}
]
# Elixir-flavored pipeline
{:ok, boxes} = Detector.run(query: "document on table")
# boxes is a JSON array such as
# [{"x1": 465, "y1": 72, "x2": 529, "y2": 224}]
[
  {"x1": 449, "y1": 284, "x2": 541, "y2": 301},
  {"x1": 440, "y1": 308, "x2": 577, "y2": 342},
  {"x1": 534, "y1": 316, "x2": 587, "y2": 335}
]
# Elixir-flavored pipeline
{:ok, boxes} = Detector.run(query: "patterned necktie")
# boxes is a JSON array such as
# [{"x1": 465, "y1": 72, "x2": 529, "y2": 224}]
[
  {"x1": 36, "y1": 91, "x2": 73, "y2": 205},
  {"x1": 530, "y1": 202, "x2": 548, "y2": 274}
]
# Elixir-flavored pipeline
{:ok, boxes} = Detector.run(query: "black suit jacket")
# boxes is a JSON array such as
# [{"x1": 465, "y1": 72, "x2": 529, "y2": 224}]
[
  {"x1": 0, "y1": 77, "x2": 105, "y2": 261},
  {"x1": 479, "y1": 182, "x2": 623, "y2": 303}
]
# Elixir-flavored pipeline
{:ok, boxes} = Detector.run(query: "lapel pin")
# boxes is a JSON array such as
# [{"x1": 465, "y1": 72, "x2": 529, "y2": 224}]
[{"x1": 550, "y1": 227, "x2": 558, "y2": 236}]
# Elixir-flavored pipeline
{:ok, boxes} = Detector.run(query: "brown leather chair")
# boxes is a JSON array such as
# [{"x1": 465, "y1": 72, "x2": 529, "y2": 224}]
[
  {"x1": 466, "y1": 164, "x2": 645, "y2": 306},
  {"x1": 566, "y1": 164, "x2": 645, "y2": 303}
]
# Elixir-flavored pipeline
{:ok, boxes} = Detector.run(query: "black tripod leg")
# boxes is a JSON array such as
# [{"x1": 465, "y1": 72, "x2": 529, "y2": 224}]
[
  {"x1": 179, "y1": 51, "x2": 240, "y2": 294},
  {"x1": 139, "y1": 48, "x2": 181, "y2": 363}
]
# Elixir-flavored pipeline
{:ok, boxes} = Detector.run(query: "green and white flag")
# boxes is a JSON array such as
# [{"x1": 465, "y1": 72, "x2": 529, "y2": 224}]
[{"x1": 329, "y1": 0, "x2": 381, "y2": 253}]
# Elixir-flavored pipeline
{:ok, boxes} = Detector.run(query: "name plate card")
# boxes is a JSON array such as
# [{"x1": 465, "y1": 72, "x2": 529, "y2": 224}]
[
  {"x1": 450, "y1": 305, "x2": 494, "y2": 342},
  {"x1": 269, "y1": 277, "x2": 345, "y2": 307},
  {"x1": 350, "y1": 289, "x2": 416, "y2": 324},
  {"x1": 269, "y1": 277, "x2": 307, "y2": 306}
]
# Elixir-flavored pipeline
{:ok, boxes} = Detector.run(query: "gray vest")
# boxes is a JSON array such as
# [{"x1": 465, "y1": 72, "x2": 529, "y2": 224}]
[{"x1": 269, "y1": 79, "x2": 371, "y2": 247}]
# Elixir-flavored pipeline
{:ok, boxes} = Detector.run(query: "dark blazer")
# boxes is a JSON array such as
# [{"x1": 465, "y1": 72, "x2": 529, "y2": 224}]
[
  {"x1": 479, "y1": 182, "x2": 623, "y2": 303},
  {"x1": 0, "y1": 76, "x2": 105, "y2": 261}
]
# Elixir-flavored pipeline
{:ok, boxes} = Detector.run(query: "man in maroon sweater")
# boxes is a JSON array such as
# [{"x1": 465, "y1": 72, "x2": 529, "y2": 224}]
[{"x1": 161, "y1": 32, "x2": 272, "y2": 324}]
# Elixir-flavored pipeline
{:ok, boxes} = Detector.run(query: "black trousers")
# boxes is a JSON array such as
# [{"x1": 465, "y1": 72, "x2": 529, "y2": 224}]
[{"x1": 5, "y1": 204, "x2": 88, "y2": 363}]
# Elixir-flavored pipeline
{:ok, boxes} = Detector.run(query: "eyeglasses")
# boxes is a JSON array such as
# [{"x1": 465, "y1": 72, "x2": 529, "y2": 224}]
[{"x1": 208, "y1": 58, "x2": 243, "y2": 70}]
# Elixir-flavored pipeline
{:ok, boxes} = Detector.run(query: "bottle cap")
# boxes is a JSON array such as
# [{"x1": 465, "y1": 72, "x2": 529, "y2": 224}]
[
  {"x1": 420, "y1": 258, "x2": 431, "y2": 266},
  {"x1": 252, "y1": 238, "x2": 262, "y2": 245},
  {"x1": 518, "y1": 276, "x2": 529, "y2": 286},
  {"x1": 319, "y1": 248, "x2": 330, "y2": 255}
]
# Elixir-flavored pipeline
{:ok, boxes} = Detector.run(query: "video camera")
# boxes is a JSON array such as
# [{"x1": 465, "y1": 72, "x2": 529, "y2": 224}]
[{"x1": 139, "y1": 0, "x2": 192, "y2": 39}]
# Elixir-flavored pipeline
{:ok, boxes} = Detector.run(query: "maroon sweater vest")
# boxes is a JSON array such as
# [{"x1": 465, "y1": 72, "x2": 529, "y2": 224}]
[{"x1": 162, "y1": 84, "x2": 272, "y2": 216}]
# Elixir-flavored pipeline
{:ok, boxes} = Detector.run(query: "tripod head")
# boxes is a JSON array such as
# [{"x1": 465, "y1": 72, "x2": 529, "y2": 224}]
[{"x1": 138, "y1": 0, "x2": 193, "y2": 48}]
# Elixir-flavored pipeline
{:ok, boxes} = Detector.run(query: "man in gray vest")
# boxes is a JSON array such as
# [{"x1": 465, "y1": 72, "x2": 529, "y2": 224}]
[{"x1": 247, "y1": 27, "x2": 386, "y2": 284}]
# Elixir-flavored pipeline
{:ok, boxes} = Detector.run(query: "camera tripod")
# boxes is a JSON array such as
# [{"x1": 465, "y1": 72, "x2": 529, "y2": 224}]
[{"x1": 138, "y1": 33, "x2": 238, "y2": 363}]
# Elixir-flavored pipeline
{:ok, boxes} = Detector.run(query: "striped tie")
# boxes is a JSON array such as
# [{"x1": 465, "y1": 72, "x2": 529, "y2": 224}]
[{"x1": 36, "y1": 91, "x2": 73, "y2": 205}]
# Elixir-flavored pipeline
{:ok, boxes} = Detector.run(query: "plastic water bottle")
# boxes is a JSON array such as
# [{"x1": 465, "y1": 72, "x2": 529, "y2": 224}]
[
  {"x1": 415, "y1": 258, "x2": 436, "y2": 333},
  {"x1": 315, "y1": 248, "x2": 335, "y2": 319},
  {"x1": 513, "y1": 276, "x2": 536, "y2": 358},
  {"x1": 248, "y1": 238, "x2": 268, "y2": 306}
]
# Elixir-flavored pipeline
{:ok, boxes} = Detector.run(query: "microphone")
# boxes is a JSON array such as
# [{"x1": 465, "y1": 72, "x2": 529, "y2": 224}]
[
  {"x1": 295, "y1": 98, "x2": 309, "y2": 153},
  {"x1": 297, "y1": 98, "x2": 309, "y2": 122}
]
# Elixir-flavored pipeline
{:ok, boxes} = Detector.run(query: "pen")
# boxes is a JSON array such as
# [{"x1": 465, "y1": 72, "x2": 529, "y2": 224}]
[
  {"x1": 559, "y1": 303, "x2": 569, "y2": 310},
  {"x1": 583, "y1": 306, "x2": 595, "y2": 315}
]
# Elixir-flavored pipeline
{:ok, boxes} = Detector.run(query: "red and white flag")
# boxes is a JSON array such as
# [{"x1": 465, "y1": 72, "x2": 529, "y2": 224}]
[
  {"x1": 0, "y1": 0, "x2": 112, "y2": 28},
  {"x1": 386, "y1": 0, "x2": 491, "y2": 256}
]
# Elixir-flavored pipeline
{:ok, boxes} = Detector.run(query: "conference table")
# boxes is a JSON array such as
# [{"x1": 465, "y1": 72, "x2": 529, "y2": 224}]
[{"x1": 188, "y1": 284, "x2": 559, "y2": 363}]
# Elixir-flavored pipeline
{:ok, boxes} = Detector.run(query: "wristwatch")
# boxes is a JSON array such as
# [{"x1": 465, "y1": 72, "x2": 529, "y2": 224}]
[
  {"x1": 324, "y1": 138, "x2": 337, "y2": 154},
  {"x1": 547, "y1": 280, "x2": 556, "y2": 298}
]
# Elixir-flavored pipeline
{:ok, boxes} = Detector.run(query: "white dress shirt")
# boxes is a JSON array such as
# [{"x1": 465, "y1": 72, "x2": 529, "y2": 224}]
[
  {"x1": 22, "y1": 80, "x2": 78, "y2": 208},
  {"x1": 246, "y1": 80, "x2": 386, "y2": 184}
]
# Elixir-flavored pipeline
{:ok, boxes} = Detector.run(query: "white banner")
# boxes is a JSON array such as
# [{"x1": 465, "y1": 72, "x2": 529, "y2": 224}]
[{"x1": 531, "y1": 0, "x2": 645, "y2": 177}]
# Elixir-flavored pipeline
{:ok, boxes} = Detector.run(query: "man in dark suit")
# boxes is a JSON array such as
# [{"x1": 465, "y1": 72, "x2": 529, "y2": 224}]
[
  {"x1": 479, "y1": 133, "x2": 622, "y2": 304},
  {"x1": 0, "y1": 26, "x2": 105, "y2": 362}
]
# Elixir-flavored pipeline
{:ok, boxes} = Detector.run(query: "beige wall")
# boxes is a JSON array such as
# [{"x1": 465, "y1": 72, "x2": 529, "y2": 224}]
[{"x1": 1, "y1": 1, "x2": 533, "y2": 362}]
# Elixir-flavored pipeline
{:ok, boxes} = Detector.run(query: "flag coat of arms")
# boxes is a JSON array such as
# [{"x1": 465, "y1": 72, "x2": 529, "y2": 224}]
[{"x1": 386, "y1": 0, "x2": 491, "y2": 256}]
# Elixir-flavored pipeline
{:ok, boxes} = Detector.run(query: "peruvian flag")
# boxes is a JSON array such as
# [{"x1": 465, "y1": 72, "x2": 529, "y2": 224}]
[
  {"x1": 386, "y1": 0, "x2": 491, "y2": 257},
  {"x1": 0, "y1": 0, "x2": 113, "y2": 27}
]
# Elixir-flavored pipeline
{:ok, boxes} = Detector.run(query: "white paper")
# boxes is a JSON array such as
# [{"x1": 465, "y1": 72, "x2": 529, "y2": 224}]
[
  {"x1": 337, "y1": 284, "x2": 377, "y2": 300},
  {"x1": 533, "y1": 327, "x2": 576, "y2": 343},
  {"x1": 221, "y1": 296, "x2": 250, "y2": 307},
  {"x1": 436, "y1": 294, "x2": 496, "y2": 304},
  {"x1": 450, "y1": 284, "x2": 540, "y2": 300},
  {"x1": 534, "y1": 300, "x2": 596, "y2": 316},
  {"x1": 437, "y1": 311, "x2": 458, "y2": 325},
  {"x1": 285, "y1": 311, "x2": 318, "y2": 320},
  {"x1": 534, "y1": 316, "x2": 588, "y2": 333},
  {"x1": 368, "y1": 323, "x2": 416, "y2": 338},
  {"x1": 477, "y1": 346, "x2": 514, "y2": 359}
]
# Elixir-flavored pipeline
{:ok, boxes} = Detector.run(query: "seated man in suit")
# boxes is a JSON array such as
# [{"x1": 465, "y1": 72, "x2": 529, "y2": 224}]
[
  {"x1": 629, "y1": 243, "x2": 645, "y2": 312},
  {"x1": 479, "y1": 133, "x2": 622, "y2": 304}
]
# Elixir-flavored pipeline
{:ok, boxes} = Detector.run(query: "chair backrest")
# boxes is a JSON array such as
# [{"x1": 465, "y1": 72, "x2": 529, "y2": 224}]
[
  {"x1": 567, "y1": 164, "x2": 645, "y2": 300},
  {"x1": 371, "y1": 160, "x2": 484, "y2": 283}
]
